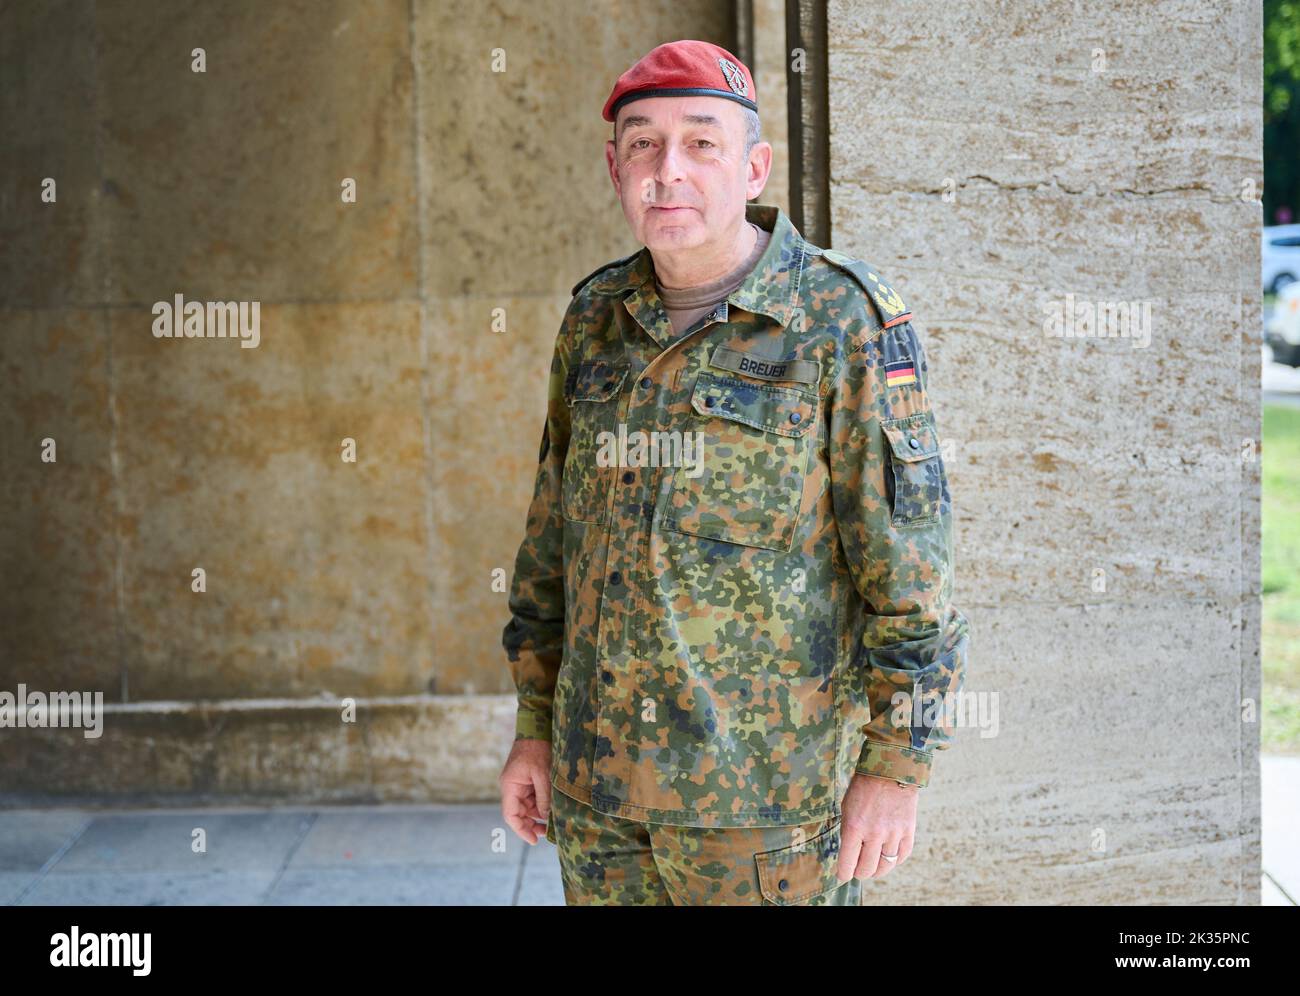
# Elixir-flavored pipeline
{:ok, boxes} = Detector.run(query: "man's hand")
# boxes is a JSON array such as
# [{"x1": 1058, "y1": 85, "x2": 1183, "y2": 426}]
[
  {"x1": 836, "y1": 772, "x2": 918, "y2": 882},
  {"x1": 499, "y1": 738, "x2": 552, "y2": 845}
]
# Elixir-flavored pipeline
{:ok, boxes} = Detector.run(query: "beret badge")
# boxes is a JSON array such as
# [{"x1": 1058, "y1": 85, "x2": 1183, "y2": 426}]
[{"x1": 718, "y1": 57, "x2": 749, "y2": 98}]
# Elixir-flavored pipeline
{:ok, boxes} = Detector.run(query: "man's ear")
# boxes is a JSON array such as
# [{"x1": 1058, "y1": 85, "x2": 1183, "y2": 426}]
[
  {"x1": 745, "y1": 141, "x2": 774, "y2": 201},
  {"x1": 605, "y1": 140, "x2": 621, "y2": 197}
]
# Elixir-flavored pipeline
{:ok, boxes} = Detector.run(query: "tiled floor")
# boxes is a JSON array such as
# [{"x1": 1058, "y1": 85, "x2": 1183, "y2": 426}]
[
  {"x1": 3, "y1": 754, "x2": 1296, "y2": 905},
  {"x1": 0, "y1": 803, "x2": 563, "y2": 906}
]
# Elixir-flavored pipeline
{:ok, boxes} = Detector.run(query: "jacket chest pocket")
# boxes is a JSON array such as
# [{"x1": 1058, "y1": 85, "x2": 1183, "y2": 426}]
[
  {"x1": 663, "y1": 371, "x2": 817, "y2": 552},
  {"x1": 562, "y1": 360, "x2": 627, "y2": 524},
  {"x1": 880, "y1": 410, "x2": 946, "y2": 526}
]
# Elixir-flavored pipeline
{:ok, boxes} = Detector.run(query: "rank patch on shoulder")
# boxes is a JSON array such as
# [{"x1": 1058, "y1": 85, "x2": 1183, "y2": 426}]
[
  {"x1": 820, "y1": 249, "x2": 913, "y2": 329},
  {"x1": 884, "y1": 358, "x2": 917, "y2": 387},
  {"x1": 864, "y1": 271, "x2": 908, "y2": 324}
]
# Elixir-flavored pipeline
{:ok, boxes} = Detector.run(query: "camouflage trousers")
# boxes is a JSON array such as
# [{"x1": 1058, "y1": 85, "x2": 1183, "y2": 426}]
[{"x1": 545, "y1": 784, "x2": 864, "y2": 906}]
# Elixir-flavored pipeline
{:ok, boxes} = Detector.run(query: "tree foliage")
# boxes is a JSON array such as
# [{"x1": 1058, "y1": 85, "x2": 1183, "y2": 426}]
[{"x1": 1265, "y1": 0, "x2": 1300, "y2": 222}]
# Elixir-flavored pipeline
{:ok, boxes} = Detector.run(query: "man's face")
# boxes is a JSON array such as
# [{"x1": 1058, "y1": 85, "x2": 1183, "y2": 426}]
[{"x1": 605, "y1": 96, "x2": 771, "y2": 253}]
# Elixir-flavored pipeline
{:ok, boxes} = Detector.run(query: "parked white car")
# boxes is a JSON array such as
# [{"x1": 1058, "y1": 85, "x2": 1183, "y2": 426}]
[
  {"x1": 1263, "y1": 224, "x2": 1300, "y2": 295},
  {"x1": 1266, "y1": 280, "x2": 1300, "y2": 367}
]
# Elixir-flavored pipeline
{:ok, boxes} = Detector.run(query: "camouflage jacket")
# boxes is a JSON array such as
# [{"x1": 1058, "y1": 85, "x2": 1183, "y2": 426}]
[{"x1": 502, "y1": 202, "x2": 970, "y2": 829}]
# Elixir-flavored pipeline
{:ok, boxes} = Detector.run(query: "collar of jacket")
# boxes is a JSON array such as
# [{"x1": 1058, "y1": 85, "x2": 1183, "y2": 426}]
[{"x1": 585, "y1": 202, "x2": 809, "y2": 332}]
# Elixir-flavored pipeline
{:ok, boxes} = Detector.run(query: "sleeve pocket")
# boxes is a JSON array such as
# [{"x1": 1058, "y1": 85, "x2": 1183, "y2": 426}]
[{"x1": 880, "y1": 410, "x2": 946, "y2": 527}]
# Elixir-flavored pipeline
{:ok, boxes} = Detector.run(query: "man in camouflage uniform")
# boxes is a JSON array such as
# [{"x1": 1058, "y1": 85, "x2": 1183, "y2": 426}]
[{"x1": 499, "y1": 40, "x2": 970, "y2": 905}]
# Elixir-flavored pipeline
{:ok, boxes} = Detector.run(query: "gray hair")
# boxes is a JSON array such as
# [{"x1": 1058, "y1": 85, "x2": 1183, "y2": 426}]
[{"x1": 738, "y1": 106, "x2": 761, "y2": 157}]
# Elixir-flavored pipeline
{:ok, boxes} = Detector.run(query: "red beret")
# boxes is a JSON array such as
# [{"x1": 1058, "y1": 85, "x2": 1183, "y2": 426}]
[{"x1": 603, "y1": 39, "x2": 757, "y2": 123}]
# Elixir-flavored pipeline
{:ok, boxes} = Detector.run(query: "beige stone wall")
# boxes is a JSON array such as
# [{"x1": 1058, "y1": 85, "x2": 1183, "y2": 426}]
[
  {"x1": 752, "y1": 0, "x2": 790, "y2": 216},
  {"x1": 0, "y1": 0, "x2": 745, "y2": 799},
  {"x1": 824, "y1": 0, "x2": 1262, "y2": 903}
]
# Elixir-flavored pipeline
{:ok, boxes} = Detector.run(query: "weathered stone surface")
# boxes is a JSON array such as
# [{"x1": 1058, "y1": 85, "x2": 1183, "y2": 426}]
[{"x1": 826, "y1": 0, "x2": 1261, "y2": 903}]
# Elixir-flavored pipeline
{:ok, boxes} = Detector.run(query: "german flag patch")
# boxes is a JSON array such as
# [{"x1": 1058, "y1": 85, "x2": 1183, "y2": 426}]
[{"x1": 884, "y1": 358, "x2": 917, "y2": 387}]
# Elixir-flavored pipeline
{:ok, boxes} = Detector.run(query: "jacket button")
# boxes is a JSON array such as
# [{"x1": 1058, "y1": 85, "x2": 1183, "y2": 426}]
[
  {"x1": 789, "y1": 412, "x2": 801, "y2": 424},
  {"x1": 640, "y1": 376, "x2": 652, "y2": 389},
  {"x1": 601, "y1": 669, "x2": 613, "y2": 684},
  {"x1": 622, "y1": 471, "x2": 634, "y2": 484},
  {"x1": 778, "y1": 878, "x2": 789, "y2": 891},
  {"x1": 704, "y1": 396, "x2": 716, "y2": 408},
  {"x1": 909, "y1": 437, "x2": 920, "y2": 449},
  {"x1": 608, "y1": 571, "x2": 622, "y2": 585}
]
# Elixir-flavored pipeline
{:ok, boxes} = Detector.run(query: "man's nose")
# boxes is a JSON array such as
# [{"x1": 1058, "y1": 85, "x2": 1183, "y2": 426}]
[{"x1": 653, "y1": 141, "x2": 688, "y2": 188}]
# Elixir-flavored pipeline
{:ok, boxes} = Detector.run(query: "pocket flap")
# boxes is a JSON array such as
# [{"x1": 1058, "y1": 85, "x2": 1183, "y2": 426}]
[
  {"x1": 690, "y1": 371, "x2": 816, "y2": 438},
  {"x1": 566, "y1": 360, "x2": 627, "y2": 403},
  {"x1": 754, "y1": 821, "x2": 844, "y2": 904},
  {"x1": 881, "y1": 410, "x2": 940, "y2": 462}
]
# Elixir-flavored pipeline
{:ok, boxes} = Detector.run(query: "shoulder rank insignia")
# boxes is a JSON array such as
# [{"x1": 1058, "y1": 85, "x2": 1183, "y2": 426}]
[
  {"x1": 821, "y1": 247, "x2": 913, "y2": 329},
  {"x1": 570, "y1": 250, "x2": 643, "y2": 298}
]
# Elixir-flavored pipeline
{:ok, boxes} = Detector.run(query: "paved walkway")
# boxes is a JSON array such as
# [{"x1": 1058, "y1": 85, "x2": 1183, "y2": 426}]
[
  {"x1": 3, "y1": 755, "x2": 1296, "y2": 905},
  {"x1": 1, "y1": 802, "x2": 563, "y2": 906}
]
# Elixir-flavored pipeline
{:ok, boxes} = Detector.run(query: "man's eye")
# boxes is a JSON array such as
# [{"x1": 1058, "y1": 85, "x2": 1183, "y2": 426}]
[
  {"x1": 696, "y1": 140, "x2": 714, "y2": 148},
  {"x1": 630, "y1": 139, "x2": 650, "y2": 150}
]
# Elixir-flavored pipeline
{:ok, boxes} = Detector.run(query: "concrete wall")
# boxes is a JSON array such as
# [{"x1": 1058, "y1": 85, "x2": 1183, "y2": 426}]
[
  {"x1": 0, "y1": 0, "x2": 751, "y2": 802},
  {"x1": 822, "y1": 0, "x2": 1261, "y2": 903}
]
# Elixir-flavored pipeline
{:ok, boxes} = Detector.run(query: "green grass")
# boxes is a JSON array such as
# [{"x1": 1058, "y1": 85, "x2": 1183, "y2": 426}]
[{"x1": 1263, "y1": 402, "x2": 1300, "y2": 753}]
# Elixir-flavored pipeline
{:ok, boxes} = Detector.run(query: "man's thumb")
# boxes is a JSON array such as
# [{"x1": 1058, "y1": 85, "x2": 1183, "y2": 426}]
[{"x1": 532, "y1": 767, "x2": 551, "y2": 819}]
